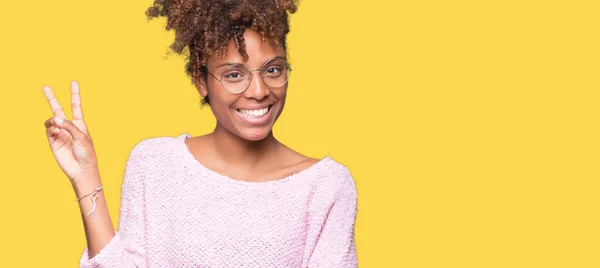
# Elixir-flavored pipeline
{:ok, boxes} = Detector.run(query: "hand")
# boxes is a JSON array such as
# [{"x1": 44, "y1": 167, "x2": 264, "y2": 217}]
[{"x1": 43, "y1": 81, "x2": 99, "y2": 182}]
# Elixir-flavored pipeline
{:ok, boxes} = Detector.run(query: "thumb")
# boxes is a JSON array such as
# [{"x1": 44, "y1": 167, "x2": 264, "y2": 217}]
[{"x1": 54, "y1": 117, "x2": 88, "y2": 141}]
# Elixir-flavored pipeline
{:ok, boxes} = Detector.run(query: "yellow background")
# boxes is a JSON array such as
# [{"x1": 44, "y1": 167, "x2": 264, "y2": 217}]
[{"x1": 0, "y1": 0, "x2": 598, "y2": 267}]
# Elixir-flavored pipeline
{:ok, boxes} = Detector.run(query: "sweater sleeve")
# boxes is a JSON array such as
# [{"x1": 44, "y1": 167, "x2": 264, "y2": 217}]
[
  {"x1": 307, "y1": 167, "x2": 359, "y2": 268},
  {"x1": 79, "y1": 141, "x2": 150, "y2": 268}
]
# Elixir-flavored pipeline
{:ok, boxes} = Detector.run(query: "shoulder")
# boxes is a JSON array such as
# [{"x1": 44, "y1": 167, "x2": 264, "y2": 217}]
[
  {"x1": 306, "y1": 157, "x2": 358, "y2": 214},
  {"x1": 121, "y1": 133, "x2": 189, "y2": 185},
  {"x1": 315, "y1": 157, "x2": 357, "y2": 198},
  {"x1": 319, "y1": 157, "x2": 354, "y2": 183},
  {"x1": 122, "y1": 133, "x2": 190, "y2": 174},
  {"x1": 128, "y1": 133, "x2": 190, "y2": 159}
]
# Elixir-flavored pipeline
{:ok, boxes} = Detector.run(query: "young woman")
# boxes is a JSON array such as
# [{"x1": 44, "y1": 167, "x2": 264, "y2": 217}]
[{"x1": 43, "y1": 0, "x2": 358, "y2": 267}]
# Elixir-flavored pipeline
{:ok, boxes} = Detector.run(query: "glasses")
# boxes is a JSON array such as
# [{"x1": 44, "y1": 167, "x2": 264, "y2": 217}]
[{"x1": 203, "y1": 57, "x2": 292, "y2": 94}]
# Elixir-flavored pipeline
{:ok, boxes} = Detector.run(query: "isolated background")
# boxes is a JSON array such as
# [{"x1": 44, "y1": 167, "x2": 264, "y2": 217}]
[{"x1": 0, "y1": 0, "x2": 598, "y2": 267}]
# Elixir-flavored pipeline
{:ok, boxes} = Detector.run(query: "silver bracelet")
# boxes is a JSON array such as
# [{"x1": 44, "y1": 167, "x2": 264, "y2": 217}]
[{"x1": 76, "y1": 186, "x2": 103, "y2": 221}]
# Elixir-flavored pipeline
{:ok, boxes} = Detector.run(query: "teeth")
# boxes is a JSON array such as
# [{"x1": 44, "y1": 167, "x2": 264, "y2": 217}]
[{"x1": 238, "y1": 106, "x2": 269, "y2": 118}]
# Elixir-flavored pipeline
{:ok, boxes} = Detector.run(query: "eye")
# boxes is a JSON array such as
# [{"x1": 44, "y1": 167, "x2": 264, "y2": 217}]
[
  {"x1": 223, "y1": 71, "x2": 246, "y2": 81},
  {"x1": 264, "y1": 67, "x2": 282, "y2": 76}
]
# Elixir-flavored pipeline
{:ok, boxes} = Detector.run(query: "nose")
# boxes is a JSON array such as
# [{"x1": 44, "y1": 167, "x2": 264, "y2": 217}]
[{"x1": 243, "y1": 70, "x2": 270, "y2": 101}]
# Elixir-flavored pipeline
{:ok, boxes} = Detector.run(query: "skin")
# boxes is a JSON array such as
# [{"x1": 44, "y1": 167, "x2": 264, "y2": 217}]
[
  {"x1": 188, "y1": 28, "x2": 319, "y2": 182},
  {"x1": 42, "y1": 28, "x2": 319, "y2": 258},
  {"x1": 43, "y1": 81, "x2": 114, "y2": 258}
]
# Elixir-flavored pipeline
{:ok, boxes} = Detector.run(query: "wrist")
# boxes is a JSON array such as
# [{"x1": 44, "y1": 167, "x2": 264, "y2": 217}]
[{"x1": 71, "y1": 169, "x2": 102, "y2": 199}]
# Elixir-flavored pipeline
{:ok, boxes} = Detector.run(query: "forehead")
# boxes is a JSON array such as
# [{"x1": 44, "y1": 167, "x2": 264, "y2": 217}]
[{"x1": 208, "y1": 29, "x2": 286, "y2": 68}]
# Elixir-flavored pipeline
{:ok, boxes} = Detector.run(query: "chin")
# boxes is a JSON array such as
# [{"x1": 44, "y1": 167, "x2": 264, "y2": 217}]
[
  {"x1": 229, "y1": 104, "x2": 281, "y2": 142},
  {"x1": 238, "y1": 127, "x2": 273, "y2": 142}
]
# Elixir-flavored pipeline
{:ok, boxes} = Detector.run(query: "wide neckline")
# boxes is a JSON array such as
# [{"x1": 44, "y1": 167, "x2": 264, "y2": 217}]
[{"x1": 176, "y1": 133, "x2": 331, "y2": 187}]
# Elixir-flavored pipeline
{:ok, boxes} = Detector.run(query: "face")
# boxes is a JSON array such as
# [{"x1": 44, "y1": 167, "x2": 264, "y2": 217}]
[{"x1": 197, "y1": 29, "x2": 288, "y2": 142}]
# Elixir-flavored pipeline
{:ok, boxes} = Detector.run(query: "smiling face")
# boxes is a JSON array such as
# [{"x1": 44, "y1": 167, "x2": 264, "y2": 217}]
[{"x1": 197, "y1": 29, "x2": 289, "y2": 142}]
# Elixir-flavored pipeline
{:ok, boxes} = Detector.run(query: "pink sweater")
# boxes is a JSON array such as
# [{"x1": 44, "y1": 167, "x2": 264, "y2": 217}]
[{"x1": 79, "y1": 133, "x2": 358, "y2": 267}]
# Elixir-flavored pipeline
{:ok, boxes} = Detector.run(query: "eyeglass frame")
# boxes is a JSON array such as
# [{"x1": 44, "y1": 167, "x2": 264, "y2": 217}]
[{"x1": 201, "y1": 56, "x2": 292, "y2": 94}]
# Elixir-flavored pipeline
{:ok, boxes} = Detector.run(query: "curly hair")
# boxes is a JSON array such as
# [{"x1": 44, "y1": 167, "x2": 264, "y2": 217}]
[{"x1": 146, "y1": 0, "x2": 298, "y2": 106}]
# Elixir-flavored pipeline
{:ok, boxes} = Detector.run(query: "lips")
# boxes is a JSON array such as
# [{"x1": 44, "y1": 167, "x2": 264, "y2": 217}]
[
  {"x1": 235, "y1": 104, "x2": 274, "y2": 124},
  {"x1": 236, "y1": 106, "x2": 270, "y2": 118}
]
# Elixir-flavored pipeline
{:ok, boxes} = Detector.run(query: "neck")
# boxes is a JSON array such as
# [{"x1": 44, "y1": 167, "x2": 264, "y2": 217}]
[{"x1": 208, "y1": 123, "x2": 281, "y2": 168}]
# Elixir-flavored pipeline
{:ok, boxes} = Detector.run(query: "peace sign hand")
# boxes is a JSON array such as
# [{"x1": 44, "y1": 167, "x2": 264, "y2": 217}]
[{"x1": 43, "y1": 81, "x2": 99, "y2": 182}]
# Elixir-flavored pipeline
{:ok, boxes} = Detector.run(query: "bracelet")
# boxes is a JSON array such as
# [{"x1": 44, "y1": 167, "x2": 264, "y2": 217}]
[
  {"x1": 76, "y1": 186, "x2": 103, "y2": 202},
  {"x1": 76, "y1": 186, "x2": 103, "y2": 221}
]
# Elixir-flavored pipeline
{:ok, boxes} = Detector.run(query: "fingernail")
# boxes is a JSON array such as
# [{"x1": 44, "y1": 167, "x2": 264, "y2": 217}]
[{"x1": 55, "y1": 117, "x2": 64, "y2": 125}]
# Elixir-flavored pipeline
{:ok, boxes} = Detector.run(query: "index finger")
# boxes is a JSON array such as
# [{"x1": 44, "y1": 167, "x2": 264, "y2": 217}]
[{"x1": 42, "y1": 85, "x2": 66, "y2": 118}]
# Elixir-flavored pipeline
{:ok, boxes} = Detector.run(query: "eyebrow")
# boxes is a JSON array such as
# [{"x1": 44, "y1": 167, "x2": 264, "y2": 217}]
[
  {"x1": 212, "y1": 56, "x2": 287, "y2": 69},
  {"x1": 214, "y1": 62, "x2": 239, "y2": 69}
]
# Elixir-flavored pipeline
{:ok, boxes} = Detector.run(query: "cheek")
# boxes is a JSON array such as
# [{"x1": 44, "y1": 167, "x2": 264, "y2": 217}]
[
  {"x1": 207, "y1": 88, "x2": 233, "y2": 117},
  {"x1": 281, "y1": 90, "x2": 288, "y2": 103},
  {"x1": 210, "y1": 100, "x2": 234, "y2": 121},
  {"x1": 276, "y1": 89, "x2": 288, "y2": 111}
]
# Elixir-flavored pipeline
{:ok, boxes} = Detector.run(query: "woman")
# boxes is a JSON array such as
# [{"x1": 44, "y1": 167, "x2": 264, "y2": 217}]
[{"x1": 43, "y1": 0, "x2": 358, "y2": 267}]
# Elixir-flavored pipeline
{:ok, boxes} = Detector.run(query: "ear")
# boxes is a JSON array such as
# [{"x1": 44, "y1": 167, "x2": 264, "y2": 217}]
[{"x1": 194, "y1": 77, "x2": 208, "y2": 98}]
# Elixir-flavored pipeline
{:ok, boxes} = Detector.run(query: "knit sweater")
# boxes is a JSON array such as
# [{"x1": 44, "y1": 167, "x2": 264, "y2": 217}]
[{"x1": 79, "y1": 133, "x2": 358, "y2": 268}]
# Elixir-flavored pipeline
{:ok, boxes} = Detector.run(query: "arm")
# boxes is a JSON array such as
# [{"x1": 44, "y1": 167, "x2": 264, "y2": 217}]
[
  {"x1": 41, "y1": 82, "x2": 145, "y2": 268},
  {"x1": 307, "y1": 168, "x2": 359, "y2": 268},
  {"x1": 73, "y1": 170, "x2": 116, "y2": 259},
  {"x1": 79, "y1": 141, "x2": 148, "y2": 268}
]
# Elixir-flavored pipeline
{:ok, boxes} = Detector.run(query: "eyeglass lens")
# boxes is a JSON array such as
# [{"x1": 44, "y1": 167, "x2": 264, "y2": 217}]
[{"x1": 219, "y1": 58, "x2": 291, "y2": 94}]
